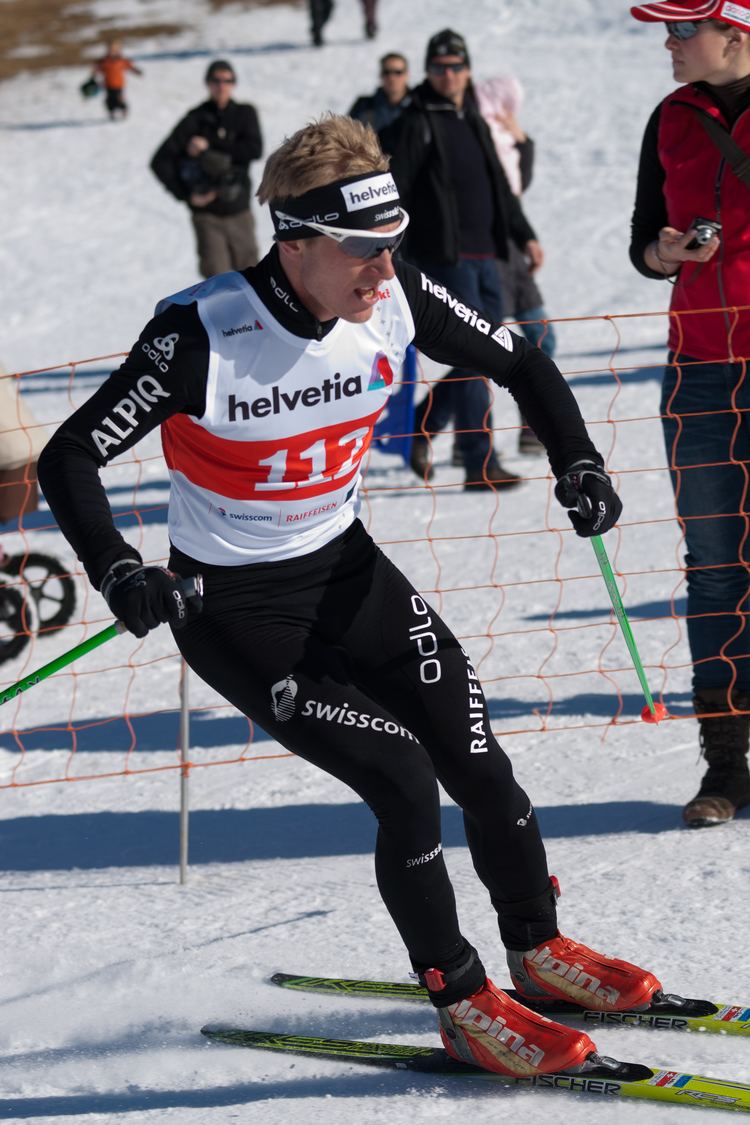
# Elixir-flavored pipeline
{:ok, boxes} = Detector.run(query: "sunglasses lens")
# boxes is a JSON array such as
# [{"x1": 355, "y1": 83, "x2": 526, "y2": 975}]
[
  {"x1": 428, "y1": 62, "x2": 465, "y2": 75},
  {"x1": 339, "y1": 230, "x2": 405, "y2": 259},
  {"x1": 666, "y1": 21, "x2": 699, "y2": 38}
]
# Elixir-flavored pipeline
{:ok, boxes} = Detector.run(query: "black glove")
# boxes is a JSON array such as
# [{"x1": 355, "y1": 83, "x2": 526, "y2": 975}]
[
  {"x1": 100, "y1": 559, "x2": 200, "y2": 638},
  {"x1": 554, "y1": 459, "x2": 622, "y2": 537}
]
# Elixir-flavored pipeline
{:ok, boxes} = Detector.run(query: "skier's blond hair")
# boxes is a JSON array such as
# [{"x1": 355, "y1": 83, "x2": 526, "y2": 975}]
[{"x1": 257, "y1": 113, "x2": 389, "y2": 203}]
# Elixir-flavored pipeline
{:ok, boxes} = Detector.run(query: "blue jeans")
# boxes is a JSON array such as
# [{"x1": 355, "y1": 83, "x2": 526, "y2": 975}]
[
  {"x1": 517, "y1": 304, "x2": 556, "y2": 359},
  {"x1": 416, "y1": 258, "x2": 503, "y2": 472},
  {"x1": 661, "y1": 355, "x2": 750, "y2": 693}
]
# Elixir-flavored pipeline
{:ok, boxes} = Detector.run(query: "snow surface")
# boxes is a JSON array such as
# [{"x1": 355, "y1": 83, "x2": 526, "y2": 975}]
[{"x1": 1, "y1": 1, "x2": 749, "y2": 1122}]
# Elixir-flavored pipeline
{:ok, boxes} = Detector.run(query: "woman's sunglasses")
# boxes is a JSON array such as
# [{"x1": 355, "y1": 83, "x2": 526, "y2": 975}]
[{"x1": 664, "y1": 20, "x2": 725, "y2": 39}]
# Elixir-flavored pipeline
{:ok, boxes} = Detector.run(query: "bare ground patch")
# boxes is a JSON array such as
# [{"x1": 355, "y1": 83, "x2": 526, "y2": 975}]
[{"x1": 0, "y1": 0, "x2": 299, "y2": 84}]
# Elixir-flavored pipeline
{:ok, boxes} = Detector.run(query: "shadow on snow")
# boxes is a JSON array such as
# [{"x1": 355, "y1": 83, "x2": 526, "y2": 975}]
[
  {"x1": 0, "y1": 797, "x2": 706, "y2": 873},
  {"x1": 2, "y1": 687, "x2": 694, "y2": 758},
  {"x1": 0, "y1": 1068, "x2": 501, "y2": 1120}
]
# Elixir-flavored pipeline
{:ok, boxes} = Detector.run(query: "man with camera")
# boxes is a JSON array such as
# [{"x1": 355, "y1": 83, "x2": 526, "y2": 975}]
[
  {"x1": 150, "y1": 60, "x2": 263, "y2": 278},
  {"x1": 629, "y1": 0, "x2": 750, "y2": 828}
]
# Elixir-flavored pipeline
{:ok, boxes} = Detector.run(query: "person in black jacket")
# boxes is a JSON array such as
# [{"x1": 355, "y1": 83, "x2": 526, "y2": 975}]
[
  {"x1": 348, "y1": 52, "x2": 411, "y2": 133},
  {"x1": 386, "y1": 30, "x2": 543, "y2": 489},
  {"x1": 150, "y1": 60, "x2": 263, "y2": 278}
]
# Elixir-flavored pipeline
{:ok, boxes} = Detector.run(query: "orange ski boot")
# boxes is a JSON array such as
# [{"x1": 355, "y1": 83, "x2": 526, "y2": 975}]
[
  {"x1": 507, "y1": 933, "x2": 662, "y2": 1012},
  {"x1": 425, "y1": 969, "x2": 597, "y2": 1077}
]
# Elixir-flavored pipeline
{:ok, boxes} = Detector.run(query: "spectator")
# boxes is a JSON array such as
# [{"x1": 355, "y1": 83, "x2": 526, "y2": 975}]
[
  {"x1": 473, "y1": 76, "x2": 555, "y2": 455},
  {"x1": 387, "y1": 29, "x2": 543, "y2": 489},
  {"x1": 91, "y1": 39, "x2": 142, "y2": 121},
  {"x1": 348, "y1": 52, "x2": 411, "y2": 133},
  {"x1": 150, "y1": 60, "x2": 263, "y2": 279},
  {"x1": 361, "y1": 0, "x2": 378, "y2": 39},
  {"x1": 309, "y1": 0, "x2": 375, "y2": 44},
  {"x1": 629, "y1": 0, "x2": 750, "y2": 827},
  {"x1": 309, "y1": 0, "x2": 334, "y2": 46}
]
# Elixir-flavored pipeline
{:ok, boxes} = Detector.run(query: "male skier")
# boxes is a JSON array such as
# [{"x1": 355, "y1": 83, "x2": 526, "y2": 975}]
[{"x1": 38, "y1": 115, "x2": 659, "y2": 1078}]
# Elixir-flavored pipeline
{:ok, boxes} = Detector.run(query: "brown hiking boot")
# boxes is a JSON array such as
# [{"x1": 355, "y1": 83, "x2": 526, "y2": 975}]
[
  {"x1": 464, "y1": 457, "x2": 523, "y2": 491},
  {"x1": 683, "y1": 689, "x2": 750, "y2": 828},
  {"x1": 518, "y1": 414, "x2": 545, "y2": 455},
  {"x1": 519, "y1": 425, "x2": 545, "y2": 455},
  {"x1": 409, "y1": 434, "x2": 435, "y2": 482}
]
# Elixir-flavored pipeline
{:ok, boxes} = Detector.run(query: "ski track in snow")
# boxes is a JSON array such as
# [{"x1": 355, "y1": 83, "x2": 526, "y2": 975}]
[{"x1": 1, "y1": 1, "x2": 749, "y2": 1122}]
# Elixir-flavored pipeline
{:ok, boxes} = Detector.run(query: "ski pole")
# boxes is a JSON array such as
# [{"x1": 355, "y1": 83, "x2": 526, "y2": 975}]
[
  {"x1": 1, "y1": 621, "x2": 125, "y2": 706},
  {"x1": 589, "y1": 534, "x2": 667, "y2": 724},
  {"x1": 0, "y1": 575, "x2": 202, "y2": 708}
]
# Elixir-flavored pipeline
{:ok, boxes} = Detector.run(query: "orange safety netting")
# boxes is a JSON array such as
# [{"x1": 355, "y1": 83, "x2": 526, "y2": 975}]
[{"x1": 2, "y1": 303, "x2": 749, "y2": 791}]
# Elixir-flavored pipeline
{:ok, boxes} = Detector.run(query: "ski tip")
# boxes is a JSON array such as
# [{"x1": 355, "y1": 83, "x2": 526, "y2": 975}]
[{"x1": 201, "y1": 1024, "x2": 240, "y2": 1038}]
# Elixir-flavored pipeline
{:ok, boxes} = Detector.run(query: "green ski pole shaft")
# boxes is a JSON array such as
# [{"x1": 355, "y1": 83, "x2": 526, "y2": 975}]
[
  {"x1": 0, "y1": 621, "x2": 125, "y2": 707},
  {"x1": 590, "y1": 534, "x2": 666, "y2": 723}
]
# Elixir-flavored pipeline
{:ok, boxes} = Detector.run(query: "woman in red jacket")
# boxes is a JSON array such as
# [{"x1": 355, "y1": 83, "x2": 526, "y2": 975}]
[{"x1": 630, "y1": 0, "x2": 750, "y2": 828}]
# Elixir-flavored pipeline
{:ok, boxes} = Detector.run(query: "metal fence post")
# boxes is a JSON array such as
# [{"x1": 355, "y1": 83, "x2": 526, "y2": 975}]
[{"x1": 179, "y1": 658, "x2": 190, "y2": 884}]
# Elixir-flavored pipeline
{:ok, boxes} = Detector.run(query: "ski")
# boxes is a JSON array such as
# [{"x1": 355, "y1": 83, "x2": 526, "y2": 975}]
[
  {"x1": 271, "y1": 971, "x2": 750, "y2": 1038},
  {"x1": 201, "y1": 1025, "x2": 750, "y2": 1112}
]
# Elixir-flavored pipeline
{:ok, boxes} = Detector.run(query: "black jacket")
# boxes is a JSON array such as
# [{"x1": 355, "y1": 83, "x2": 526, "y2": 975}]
[
  {"x1": 150, "y1": 99, "x2": 263, "y2": 217},
  {"x1": 348, "y1": 88, "x2": 412, "y2": 134},
  {"x1": 385, "y1": 80, "x2": 536, "y2": 267}
]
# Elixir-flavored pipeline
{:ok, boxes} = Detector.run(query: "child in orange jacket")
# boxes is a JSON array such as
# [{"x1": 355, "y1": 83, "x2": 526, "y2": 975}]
[{"x1": 92, "y1": 41, "x2": 143, "y2": 120}]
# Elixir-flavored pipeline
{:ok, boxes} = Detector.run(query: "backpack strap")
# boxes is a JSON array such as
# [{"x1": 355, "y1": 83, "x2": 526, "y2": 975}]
[{"x1": 687, "y1": 104, "x2": 750, "y2": 188}]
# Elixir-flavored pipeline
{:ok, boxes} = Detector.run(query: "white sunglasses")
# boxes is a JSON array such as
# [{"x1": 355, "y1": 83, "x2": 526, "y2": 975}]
[{"x1": 275, "y1": 208, "x2": 410, "y2": 259}]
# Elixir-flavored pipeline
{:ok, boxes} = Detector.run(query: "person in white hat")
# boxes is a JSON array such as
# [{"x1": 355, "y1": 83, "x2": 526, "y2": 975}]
[{"x1": 629, "y1": 0, "x2": 750, "y2": 827}]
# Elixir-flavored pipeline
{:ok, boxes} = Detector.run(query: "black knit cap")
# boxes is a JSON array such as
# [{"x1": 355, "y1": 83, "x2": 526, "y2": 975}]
[
  {"x1": 205, "y1": 58, "x2": 236, "y2": 82},
  {"x1": 424, "y1": 28, "x2": 471, "y2": 69}
]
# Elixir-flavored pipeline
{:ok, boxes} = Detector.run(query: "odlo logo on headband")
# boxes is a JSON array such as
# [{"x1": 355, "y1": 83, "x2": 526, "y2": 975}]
[
  {"x1": 275, "y1": 212, "x2": 339, "y2": 230},
  {"x1": 341, "y1": 174, "x2": 399, "y2": 213}
]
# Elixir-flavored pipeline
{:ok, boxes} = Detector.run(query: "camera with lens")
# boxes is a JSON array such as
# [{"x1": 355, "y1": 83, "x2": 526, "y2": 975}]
[
  {"x1": 685, "y1": 217, "x2": 722, "y2": 250},
  {"x1": 179, "y1": 148, "x2": 242, "y2": 204}
]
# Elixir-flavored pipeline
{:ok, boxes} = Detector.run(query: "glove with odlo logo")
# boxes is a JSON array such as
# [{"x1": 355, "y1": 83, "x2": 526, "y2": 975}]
[
  {"x1": 554, "y1": 459, "x2": 622, "y2": 537},
  {"x1": 100, "y1": 559, "x2": 202, "y2": 638}
]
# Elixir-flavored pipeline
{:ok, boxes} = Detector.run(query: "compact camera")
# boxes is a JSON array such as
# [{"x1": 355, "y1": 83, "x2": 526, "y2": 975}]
[{"x1": 685, "y1": 217, "x2": 722, "y2": 250}]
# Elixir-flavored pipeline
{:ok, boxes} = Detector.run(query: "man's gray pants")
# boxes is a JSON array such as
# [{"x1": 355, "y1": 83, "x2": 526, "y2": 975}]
[{"x1": 191, "y1": 209, "x2": 259, "y2": 277}]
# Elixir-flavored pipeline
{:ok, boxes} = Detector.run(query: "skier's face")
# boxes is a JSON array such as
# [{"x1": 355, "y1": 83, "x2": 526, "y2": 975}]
[{"x1": 280, "y1": 223, "x2": 399, "y2": 324}]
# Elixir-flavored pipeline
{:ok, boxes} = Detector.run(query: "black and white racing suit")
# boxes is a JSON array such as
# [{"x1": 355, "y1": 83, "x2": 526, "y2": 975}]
[{"x1": 39, "y1": 247, "x2": 601, "y2": 972}]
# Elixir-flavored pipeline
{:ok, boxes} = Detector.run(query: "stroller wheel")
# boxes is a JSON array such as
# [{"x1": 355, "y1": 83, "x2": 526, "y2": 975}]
[
  {"x1": 5, "y1": 552, "x2": 77, "y2": 635},
  {"x1": 0, "y1": 580, "x2": 38, "y2": 666}
]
